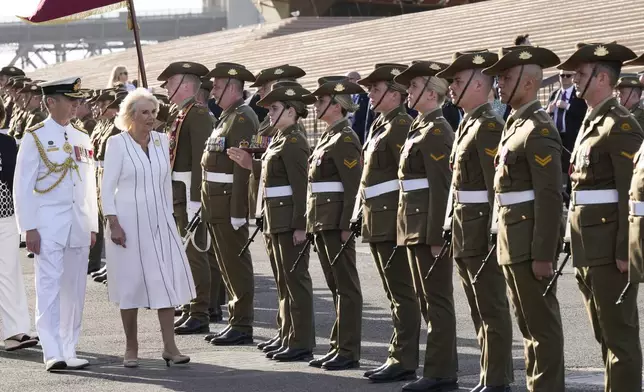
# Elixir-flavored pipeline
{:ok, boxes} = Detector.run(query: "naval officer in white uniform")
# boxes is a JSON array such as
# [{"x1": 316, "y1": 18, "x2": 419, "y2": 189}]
[{"x1": 13, "y1": 78, "x2": 98, "y2": 372}]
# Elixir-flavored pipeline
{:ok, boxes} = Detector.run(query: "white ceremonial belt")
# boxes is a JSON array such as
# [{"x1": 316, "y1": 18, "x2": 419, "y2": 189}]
[
  {"x1": 572, "y1": 189, "x2": 618, "y2": 205},
  {"x1": 363, "y1": 180, "x2": 399, "y2": 199},
  {"x1": 265, "y1": 186, "x2": 293, "y2": 198},
  {"x1": 629, "y1": 200, "x2": 644, "y2": 216},
  {"x1": 172, "y1": 171, "x2": 191, "y2": 183},
  {"x1": 401, "y1": 178, "x2": 429, "y2": 192},
  {"x1": 455, "y1": 190, "x2": 489, "y2": 204},
  {"x1": 496, "y1": 190, "x2": 535, "y2": 206},
  {"x1": 97, "y1": 161, "x2": 104, "y2": 168},
  {"x1": 311, "y1": 182, "x2": 344, "y2": 193},
  {"x1": 203, "y1": 171, "x2": 234, "y2": 184}
]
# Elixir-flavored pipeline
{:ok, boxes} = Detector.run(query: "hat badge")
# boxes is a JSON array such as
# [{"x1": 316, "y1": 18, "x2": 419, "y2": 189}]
[
  {"x1": 274, "y1": 68, "x2": 284, "y2": 75},
  {"x1": 391, "y1": 68, "x2": 402, "y2": 76},
  {"x1": 334, "y1": 83, "x2": 346, "y2": 92},
  {"x1": 73, "y1": 79, "x2": 81, "y2": 92},
  {"x1": 429, "y1": 63, "x2": 442, "y2": 71},
  {"x1": 228, "y1": 69, "x2": 238, "y2": 76},
  {"x1": 594, "y1": 45, "x2": 609, "y2": 57},
  {"x1": 632, "y1": 80, "x2": 638, "y2": 85},
  {"x1": 285, "y1": 88, "x2": 296, "y2": 96},
  {"x1": 518, "y1": 51, "x2": 533, "y2": 60},
  {"x1": 9, "y1": 67, "x2": 15, "y2": 72},
  {"x1": 182, "y1": 63, "x2": 191, "y2": 68},
  {"x1": 472, "y1": 55, "x2": 485, "y2": 65}
]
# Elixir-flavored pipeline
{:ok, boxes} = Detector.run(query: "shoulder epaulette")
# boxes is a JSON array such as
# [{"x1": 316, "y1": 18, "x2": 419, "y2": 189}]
[
  {"x1": 26, "y1": 122, "x2": 44, "y2": 133},
  {"x1": 609, "y1": 104, "x2": 632, "y2": 119},
  {"x1": 532, "y1": 108, "x2": 552, "y2": 124},
  {"x1": 72, "y1": 123, "x2": 88, "y2": 135}
]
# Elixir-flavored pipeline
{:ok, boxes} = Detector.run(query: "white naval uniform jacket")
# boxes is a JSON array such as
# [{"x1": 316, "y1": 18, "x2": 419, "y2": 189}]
[{"x1": 13, "y1": 116, "x2": 99, "y2": 248}]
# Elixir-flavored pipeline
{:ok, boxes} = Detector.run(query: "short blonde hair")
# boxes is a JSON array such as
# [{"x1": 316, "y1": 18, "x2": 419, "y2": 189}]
[
  {"x1": 114, "y1": 88, "x2": 159, "y2": 131},
  {"x1": 108, "y1": 65, "x2": 128, "y2": 88}
]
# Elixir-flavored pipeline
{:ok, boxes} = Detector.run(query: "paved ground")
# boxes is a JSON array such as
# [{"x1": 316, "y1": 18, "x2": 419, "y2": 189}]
[{"x1": 1, "y1": 237, "x2": 642, "y2": 392}]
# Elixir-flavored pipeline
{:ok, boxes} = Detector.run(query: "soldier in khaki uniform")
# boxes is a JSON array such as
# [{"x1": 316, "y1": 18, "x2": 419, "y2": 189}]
[
  {"x1": 0, "y1": 67, "x2": 25, "y2": 129},
  {"x1": 353, "y1": 64, "x2": 420, "y2": 383},
  {"x1": 7, "y1": 78, "x2": 29, "y2": 141},
  {"x1": 247, "y1": 65, "x2": 306, "y2": 353},
  {"x1": 436, "y1": 51, "x2": 514, "y2": 392},
  {"x1": 616, "y1": 75, "x2": 644, "y2": 129},
  {"x1": 201, "y1": 62, "x2": 259, "y2": 345},
  {"x1": 154, "y1": 62, "x2": 214, "y2": 335},
  {"x1": 17, "y1": 84, "x2": 47, "y2": 139},
  {"x1": 305, "y1": 78, "x2": 363, "y2": 370},
  {"x1": 627, "y1": 129, "x2": 644, "y2": 298},
  {"x1": 229, "y1": 84, "x2": 315, "y2": 362},
  {"x1": 482, "y1": 46, "x2": 565, "y2": 392},
  {"x1": 559, "y1": 43, "x2": 643, "y2": 392},
  {"x1": 393, "y1": 61, "x2": 457, "y2": 392}
]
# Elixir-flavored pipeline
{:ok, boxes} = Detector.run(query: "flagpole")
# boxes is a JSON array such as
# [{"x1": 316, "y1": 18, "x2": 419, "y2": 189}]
[{"x1": 126, "y1": 0, "x2": 148, "y2": 88}]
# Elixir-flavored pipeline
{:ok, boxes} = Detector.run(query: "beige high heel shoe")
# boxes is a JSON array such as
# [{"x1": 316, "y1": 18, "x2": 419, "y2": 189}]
[
  {"x1": 161, "y1": 352, "x2": 190, "y2": 367},
  {"x1": 123, "y1": 358, "x2": 139, "y2": 368}
]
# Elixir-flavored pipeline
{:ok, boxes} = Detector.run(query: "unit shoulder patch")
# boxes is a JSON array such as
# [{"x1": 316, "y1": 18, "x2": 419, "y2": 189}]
[{"x1": 620, "y1": 122, "x2": 632, "y2": 131}]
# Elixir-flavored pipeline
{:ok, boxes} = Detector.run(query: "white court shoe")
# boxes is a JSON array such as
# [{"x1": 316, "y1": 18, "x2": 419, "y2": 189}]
[
  {"x1": 65, "y1": 358, "x2": 89, "y2": 370},
  {"x1": 45, "y1": 358, "x2": 67, "y2": 372}
]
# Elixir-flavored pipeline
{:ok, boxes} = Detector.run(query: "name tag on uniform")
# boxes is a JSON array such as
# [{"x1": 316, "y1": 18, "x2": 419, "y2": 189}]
[{"x1": 206, "y1": 136, "x2": 226, "y2": 152}]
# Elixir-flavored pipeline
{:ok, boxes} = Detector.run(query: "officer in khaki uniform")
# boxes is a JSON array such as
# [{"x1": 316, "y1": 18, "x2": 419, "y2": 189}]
[
  {"x1": 353, "y1": 64, "x2": 420, "y2": 383},
  {"x1": 393, "y1": 61, "x2": 457, "y2": 392},
  {"x1": 7, "y1": 77, "x2": 29, "y2": 141},
  {"x1": 154, "y1": 62, "x2": 214, "y2": 335},
  {"x1": 559, "y1": 43, "x2": 643, "y2": 392},
  {"x1": 229, "y1": 84, "x2": 316, "y2": 362},
  {"x1": 201, "y1": 62, "x2": 259, "y2": 345},
  {"x1": 15, "y1": 83, "x2": 47, "y2": 142},
  {"x1": 627, "y1": 135, "x2": 644, "y2": 292},
  {"x1": 482, "y1": 46, "x2": 565, "y2": 392},
  {"x1": 247, "y1": 65, "x2": 306, "y2": 353},
  {"x1": 305, "y1": 78, "x2": 363, "y2": 370},
  {"x1": 615, "y1": 75, "x2": 644, "y2": 129},
  {"x1": 0, "y1": 66, "x2": 25, "y2": 129},
  {"x1": 436, "y1": 51, "x2": 514, "y2": 392}
]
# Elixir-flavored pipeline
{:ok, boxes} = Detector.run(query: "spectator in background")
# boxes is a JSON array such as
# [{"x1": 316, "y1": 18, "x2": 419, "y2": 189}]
[
  {"x1": 346, "y1": 71, "x2": 373, "y2": 143},
  {"x1": 488, "y1": 81, "x2": 507, "y2": 117},
  {"x1": 248, "y1": 92, "x2": 267, "y2": 123},
  {"x1": 107, "y1": 66, "x2": 136, "y2": 91},
  {"x1": 441, "y1": 97, "x2": 463, "y2": 131}
]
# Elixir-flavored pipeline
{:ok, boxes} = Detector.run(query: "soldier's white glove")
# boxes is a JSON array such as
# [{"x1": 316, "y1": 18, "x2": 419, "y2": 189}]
[
  {"x1": 231, "y1": 217, "x2": 247, "y2": 231},
  {"x1": 187, "y1": 201, "x2": 201, "y2": 221}
]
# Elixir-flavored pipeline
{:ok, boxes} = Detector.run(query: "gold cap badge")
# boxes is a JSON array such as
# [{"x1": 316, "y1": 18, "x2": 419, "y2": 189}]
[
  {"x1": 228, "y1": 69, "x2": 238, "y2": 76},
  {"x1": 472, "y1": 55, "x2": 485, "y2": 65},
  {"x1": 334, "y1": 83, "x2": 345, "y2": 92},
  {"x1": 632, "y1": 80, "x2": 639, "y2": 84},
  {"x1": 274, "y1": 68, "x2": 284, "y2": 75},
  {"x1": 429, "y1": 63, "x2": 442, "y2": 71},
  {"x1": 391, "y1": 68, "x2": 402, "y2": 76},
  {"x1": 73, "y1": 79, "x2": 81, "y2": 92},
  {"x1": 518, "y1": 51, "x2": 533, "y2": 60},
  {"x1": 285, "y1": 88, "x2": 296, "y2": 96},
  {"x1": 594, "y1": 45, "x2": 609, "y2": 57},
  {"x1": 182, "y1": 63, "x2": 191, "y2": 68}
]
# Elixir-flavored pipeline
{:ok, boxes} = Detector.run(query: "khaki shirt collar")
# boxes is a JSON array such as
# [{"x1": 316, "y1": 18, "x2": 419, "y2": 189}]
[
  {"x1": 325, "y1": 116, "x2": 350, "y2": 135},
  {"x1": 463, "y1": 102, "x2": 491, "y2": 124},
  {"x1": 177, "y1": 96, "x2": 194, "y2": 111},
  {"x1": 586, "y1": 96, "x2": 614, "y2": 121},
  {"x1": 221, "y1": 98, "x2": 245, "y2": 119}
]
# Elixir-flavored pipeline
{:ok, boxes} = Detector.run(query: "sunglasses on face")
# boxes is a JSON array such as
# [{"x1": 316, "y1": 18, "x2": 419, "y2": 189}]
[
  {"x1": 560, "y1": 74, "x2": 573, "y2": 79},
  {"x1": 120, "y1": 72, "x2": 128, "y2": 76}
]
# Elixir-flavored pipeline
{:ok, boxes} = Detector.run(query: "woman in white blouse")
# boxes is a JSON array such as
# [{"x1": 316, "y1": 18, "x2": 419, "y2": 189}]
[{"x1": 101, "y1": 88, "x2": 195, "y2": 368}]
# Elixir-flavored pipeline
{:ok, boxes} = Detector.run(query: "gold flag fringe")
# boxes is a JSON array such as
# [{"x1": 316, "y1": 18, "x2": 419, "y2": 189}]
[{"x1": 17, "y1": 1, "x2": 127, "y2": 25}]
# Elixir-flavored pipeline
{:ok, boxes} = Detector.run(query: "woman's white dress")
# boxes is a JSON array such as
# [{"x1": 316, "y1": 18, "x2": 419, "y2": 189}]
[{"x1": 101, "y1": 131, "x2": 195, "y2": 309}]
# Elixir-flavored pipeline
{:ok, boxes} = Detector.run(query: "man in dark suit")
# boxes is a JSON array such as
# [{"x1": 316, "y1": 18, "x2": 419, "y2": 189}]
[
  {"x1": 547, "y1": 69, "x2": 587, "y2": 192},
  {"x1": 346, "y1": 71, "x2": 374, "y2": 144}
]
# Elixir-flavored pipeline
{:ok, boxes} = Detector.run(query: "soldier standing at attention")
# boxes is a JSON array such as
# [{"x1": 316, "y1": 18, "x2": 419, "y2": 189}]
[
  {"x1": 615, "y1": 75, "x2": 644, "y2": 129},
  {"x1": 0, "y1": 66, "x2": 25, "y2": 130},
  {"x1": 393, "y1": 60, "x2": 457, "y2": 392},
  {"x1": 305, "y1": 77, "x2": 363, "y2": 371},
  {"x1": 354, "y1": 63, "x2": 420, "y2": 383},
  {"x1": 201, "y1": 63, "x2": 258, "y2": 346},
  {"x1": 228, "y1": 84, "x2": 315, "y2": 362},
  {"x1": 559, "y1": 42, "x2": 643, "y2": 392},
  {"x1": 436, "y1": 50, "x2": 514, "y2": 392},
  {"x1": 17, "y1": 83, "x2": 47, "y2": 140},
  {"x1": 154, "y1": 62, "x2": 214, "y2": 336},
  {"x1": 482, "y1": 45, "x2": 566, "y2": 392},
  {"x1": 248, "y1": 65, "x2": 306, "y2": 353}
]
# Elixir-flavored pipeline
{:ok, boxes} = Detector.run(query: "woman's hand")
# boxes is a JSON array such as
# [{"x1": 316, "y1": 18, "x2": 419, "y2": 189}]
[
  {"x1": 227, "y1": 147, "x2": 253, "y2": 170},
  {"x1": 293, "y1": 230, "x2": 307, "y2": 246},
  {"x1": 108, "y1": 216, "x2": 127, "y2": 248}
]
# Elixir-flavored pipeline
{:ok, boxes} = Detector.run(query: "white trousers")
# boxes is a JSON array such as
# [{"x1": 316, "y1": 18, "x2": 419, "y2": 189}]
[
  {"x1": 34, "y1": 239, "x2": 89, "y2": 362},
  {"x1": 0, "y1": 216, "x2": 31, "y2": 340}
]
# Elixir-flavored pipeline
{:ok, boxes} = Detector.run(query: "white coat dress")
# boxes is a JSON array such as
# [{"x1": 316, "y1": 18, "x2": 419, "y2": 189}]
[{"x1": 101, "y1": 131, "x2": 195, "y2": 310}]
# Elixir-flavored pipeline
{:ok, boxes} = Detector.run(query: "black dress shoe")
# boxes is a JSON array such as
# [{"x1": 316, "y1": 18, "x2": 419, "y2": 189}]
[
  {"x1": 174, "y1": 306, "x2": 184, "y2": 317},
  {"x1": 93, "y1": 272, "x2": 107, "y2": 283},
  {"x1": 211, "y1": 329, "x2": 253, "y2": 346},
  {"x1": 205, "y1": 326, "x2": 231, "y2": 342},
  {"x1": 208, "y1": 308, "x2": 223, "y2": 323},
  {"x1": 481, "y1": 386, "x2": 511, "y2": 392},
  {"x1": 402, "y1": 377, "x2": 458, "y2": 391},
  {"x1": 272, "y1": 348, "x2": 313, "y2": 362},
  {"x1": 262, "y1": 340, "x2": 283, "y2": 353},
  {"x1": 265, "y1": 346, "x2": 287, "y2": 359},
  {"x1": 19, "y1": 241, "x2": 26, "y2": 248},
  {"x1": 174, "y1": 317, "x2": 210, "y2": 335},
  {"x1": 173, "y1": 313, "x2": 190, "y2": 328},
  {"x1": 363, "y1": 362, "x2": 387, "y2": 378},
  {"x1": 368, "y1": 363, "x2": 416, "y2": 383},
  {"x1": 470, "y1": 383, "x2": 485, "y2": 392},
  {"x1": 308, "y1": 351, "x2": 337, "y2": 368},
  {"x1": 257, "y1": 334, "x2": 280, "y2": 351},
  {"x1": 91, "y1": 267, "x2": 106, "y2": 278},
  {"x1": 321, "y1": 354, "x2": 360, "y2": 371}
]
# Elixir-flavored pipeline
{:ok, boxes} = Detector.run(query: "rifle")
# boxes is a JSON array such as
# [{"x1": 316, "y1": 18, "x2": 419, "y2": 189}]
[
  {"x1": 424, "y1": 228, "x2": 451, "y2": 280},
  {"x1": 543, "y1": 241, "x2": 571, "y2": 296},
  {"x1": 290, "y1": 233, "x2": 314, "y2": 273},
  {"x1": 383, "y1": 246, "x2": 399, "y2": 270},
  {"x1": 616, "y1": 282, "x2": 632, "y2": 305},
  {"x1": 330, "y1": 208, "x2": 363, "y2": 266},
  {"x1": 472, "y1": 237, "x2": 496, "y2": 285},
  {"x1": 182, "y1": 207, "x2": 210, "y2": 252},
  {"x1": 239, "y1": 215, "x2": 263, "y2": 257}
]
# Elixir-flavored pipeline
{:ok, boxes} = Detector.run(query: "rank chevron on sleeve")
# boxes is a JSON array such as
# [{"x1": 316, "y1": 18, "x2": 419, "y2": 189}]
[
  {"x1": 534, "y1": 154, "x2": 553, "y2": 167},
  {"x1": 343, "y1": 158, "x2": 358, "y2": 169}
]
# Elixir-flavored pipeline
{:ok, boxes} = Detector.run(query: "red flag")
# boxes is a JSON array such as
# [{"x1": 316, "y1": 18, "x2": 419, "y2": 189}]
[{"x1": 18, "y1": 0, "x2": 126, "y2": 24}]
